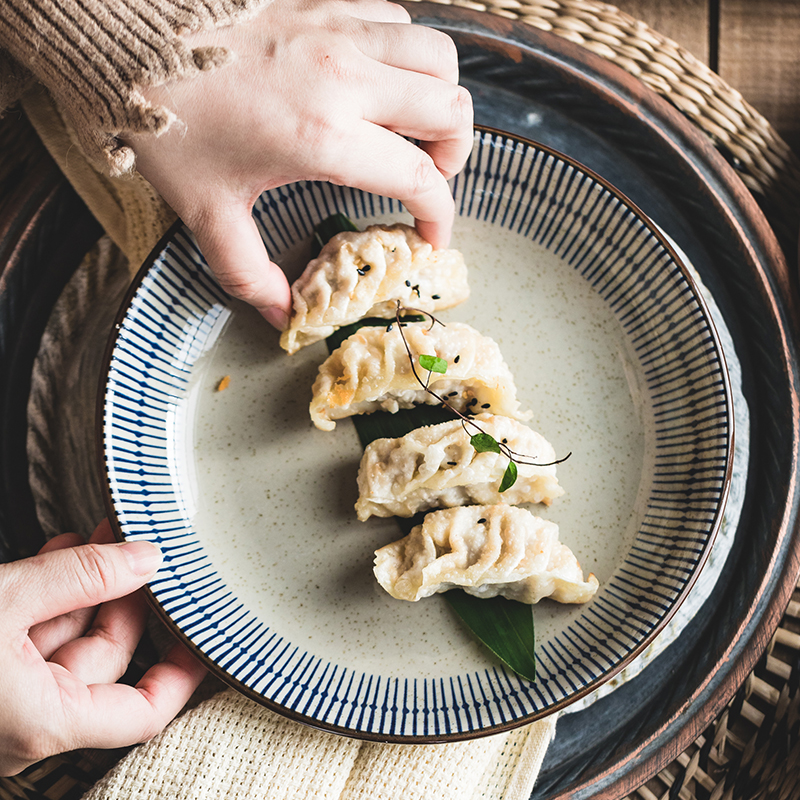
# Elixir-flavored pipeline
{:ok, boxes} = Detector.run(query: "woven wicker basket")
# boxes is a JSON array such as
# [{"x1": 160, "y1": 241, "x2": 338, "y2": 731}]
[{"x1": 1, "y1": 1, "x2": 799, "y2": 799}]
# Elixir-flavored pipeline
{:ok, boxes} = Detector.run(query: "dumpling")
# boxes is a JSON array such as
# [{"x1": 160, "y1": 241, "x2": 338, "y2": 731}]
[
  {"x1": 280, "y1": 223, "x2": 469, "y2": 354},
  {"x1": 374, "y1": 505, "x2": 599, "y2": 604},
  {"x1": 309, "y1": 322, "x2": 532, "y2": 431},
  {"x1": 356, "y1": 413, "x2": 564, "y2": 520}
]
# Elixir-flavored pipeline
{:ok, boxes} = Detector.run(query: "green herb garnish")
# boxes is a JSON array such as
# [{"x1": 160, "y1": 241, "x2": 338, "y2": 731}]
[
  {"x1": 500, "y1": 461, "x2": 519, "y2": 493},
  {"x1": 470, "y1": 432, "x2": 503, "y2": 454},
  {"x1": 419, "y1": 354, "x2": 448, "y2": 374},
  {"x1": 397, "y1": 302, "x2": 569, "y2": 493}
]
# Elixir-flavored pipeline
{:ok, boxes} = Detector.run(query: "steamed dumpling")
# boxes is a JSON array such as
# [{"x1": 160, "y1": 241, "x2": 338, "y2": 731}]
[
  {"x1": 309, "y1": 322, "x2": 532, "y2": 431},
  {"x1": 280, "y1": 223, "x2": 469, "y2": 354},
  {"x1": 356, "y1": 413, "x2": 564, "y2": 520},
  {"x1": 374, "y1": 505, "x2": 599, "y2": 604}
]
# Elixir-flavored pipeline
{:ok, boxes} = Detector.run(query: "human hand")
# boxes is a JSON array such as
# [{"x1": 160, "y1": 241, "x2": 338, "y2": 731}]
[
  {"x1": 0, "y1": 520, "x2": 206, "y2": 776},
  {"x1": 126, "y1": 0, "x2": 473, "y2": 330}
]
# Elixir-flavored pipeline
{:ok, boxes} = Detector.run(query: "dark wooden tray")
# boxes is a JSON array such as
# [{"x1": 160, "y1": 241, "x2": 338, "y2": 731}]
[{"x1": 402, "y1": 6, "x2": 800, "y2": 798}]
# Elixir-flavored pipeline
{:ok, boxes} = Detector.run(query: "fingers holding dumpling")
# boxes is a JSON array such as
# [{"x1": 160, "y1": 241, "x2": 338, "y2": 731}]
[{"x1": 280, "y1": 223, "x2": 469, "y2": 353}]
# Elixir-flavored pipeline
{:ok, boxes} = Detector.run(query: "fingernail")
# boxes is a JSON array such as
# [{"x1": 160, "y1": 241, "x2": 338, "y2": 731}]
[
  {"x1": 119, "y1": 540, "x2": 162, "y2": 576},
  {"x1": 263, "y1": 305, "x2": 289, "y2": 331}
]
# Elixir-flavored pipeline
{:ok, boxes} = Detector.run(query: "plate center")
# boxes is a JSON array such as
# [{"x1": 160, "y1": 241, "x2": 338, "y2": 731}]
[{"x1": 186, "y1": 217, "x2": 648, "y2": 678}]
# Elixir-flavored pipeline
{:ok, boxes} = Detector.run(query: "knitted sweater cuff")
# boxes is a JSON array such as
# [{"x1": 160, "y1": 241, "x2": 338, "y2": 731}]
[{"x1": 0, "y1": 0, "x2": 269, "y2": 174}]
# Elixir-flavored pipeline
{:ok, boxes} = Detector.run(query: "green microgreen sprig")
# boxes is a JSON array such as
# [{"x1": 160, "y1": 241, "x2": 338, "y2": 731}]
[
  {"x1": 418, "y1": 354, "x2": 448, "y2": 375},
  {"x1": 392, "y1": 302, "x2": 570, "y2": 492}
]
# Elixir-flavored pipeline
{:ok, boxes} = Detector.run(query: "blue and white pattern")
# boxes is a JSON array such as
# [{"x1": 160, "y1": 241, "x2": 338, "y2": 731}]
[{"x1": 101, "y1": 130, "x2": 732, "y2": 740}]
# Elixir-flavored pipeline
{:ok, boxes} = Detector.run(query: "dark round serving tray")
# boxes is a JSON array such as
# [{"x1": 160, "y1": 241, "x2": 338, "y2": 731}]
[
  {"x1": 0, "y1": 113, "x2": 103, "y2": 561},
  {"x1": 402, "y1": 6, "x2": 800, "y2": 798},
  {"x1": 1, "y1": 7, "x2": 799, "y2": 798}
]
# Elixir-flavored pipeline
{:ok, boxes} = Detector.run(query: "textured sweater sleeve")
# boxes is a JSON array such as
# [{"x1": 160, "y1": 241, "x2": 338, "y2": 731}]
[{"x1": 0, "y1": 0, "x2": 269, "y2": 174}]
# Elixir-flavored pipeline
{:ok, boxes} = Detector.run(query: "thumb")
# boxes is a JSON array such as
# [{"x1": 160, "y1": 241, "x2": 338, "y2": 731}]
[
  {"x1": 192, "y1": 208, "x2": 292, "y2": 331},
  {"x1": 1, "y1": 541, "x2": 162, "y2": 628}
]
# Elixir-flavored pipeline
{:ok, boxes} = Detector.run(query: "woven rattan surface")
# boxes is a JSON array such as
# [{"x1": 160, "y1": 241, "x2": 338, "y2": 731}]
[
  {"x1": 408, "y1": 0, "x2": 800, "y2": 254},
  {"x1": 1, "y1": 1, "x2": 799, "y2": 799}
]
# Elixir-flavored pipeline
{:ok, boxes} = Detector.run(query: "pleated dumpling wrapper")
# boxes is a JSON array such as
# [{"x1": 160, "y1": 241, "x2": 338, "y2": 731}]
[
  {"x1": 280, "y1": 223, "x2": 469, "y2": 354},
  {"x1": 374, "y1": 505, "x2": 599, "y2": 604},
  {"x1": 356, "y1": 413, "x2": 564, "y2": 520},
  {"x1": 309, "y1": 321, "x2": 532, "y2": 431}
]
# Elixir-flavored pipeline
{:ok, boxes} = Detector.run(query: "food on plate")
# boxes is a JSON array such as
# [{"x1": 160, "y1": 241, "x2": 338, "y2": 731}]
[
  {"x1": 373, "y1": 505, "x2": 599, "y2": 604},
  {"x1": 309, "y1": 321, "x2": 532, "y2": 431},
  {"x1": 280, "y1": 223, "x2": 469, "y2": 354},
  {"x1": 294, "y1": 214, "x2": 593, "y2": 676},
  {"x1": 355, "y1": 413, "x2": 564, "y2": 520}
]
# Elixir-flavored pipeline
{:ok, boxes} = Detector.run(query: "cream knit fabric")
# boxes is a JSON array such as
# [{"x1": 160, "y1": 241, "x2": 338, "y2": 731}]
[{"x1": 81, "y1": 688, "x2": 557, "y2": 800}]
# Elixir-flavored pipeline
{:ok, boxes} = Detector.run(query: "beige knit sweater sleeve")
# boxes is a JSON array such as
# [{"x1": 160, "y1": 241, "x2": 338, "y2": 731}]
[{"x1": 0, "y1": 0, "x2": 269, "y2": 173}]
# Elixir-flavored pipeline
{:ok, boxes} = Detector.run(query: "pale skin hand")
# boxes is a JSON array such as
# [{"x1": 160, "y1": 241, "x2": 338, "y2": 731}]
[
  {"x1": 127, "y1": 0, "x2": 474, "y2": 330},
  {"x1": 0, "y1": 521, "x2": 206, "y2": 776}
]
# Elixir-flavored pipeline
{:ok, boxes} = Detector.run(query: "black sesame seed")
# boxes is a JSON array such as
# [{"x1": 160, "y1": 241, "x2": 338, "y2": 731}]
[
  {"x1": 362, "y1": 265, "x2": 371, "y2": 272},
  {"x1": 454, "y1": 355, "x2": 461, "y2": 363},
  {"x1": 386, "y1": 323, "x2": 393, "y2": 332},
  {"x1": 431, "y1": 294, "x2": 440, "y2": 300},
  {"x1": 447, "y1": 391, "x2": 458, "y2": 397},
  {"x1": 481, "y1": 403, "x2": 490, "y2": 409},
  {"x1": 356, "y1": 268, "x2": 366, "y2": 276},
  {"x1": 478, "y1": 518, "x2": 487, "y2": 524},
  {"x1": 405, "y1": 280, "x2": 411, "y2": 287},
  {"x1": 447, "y1": 461, "x2": 457, "y2": 466},
  {"x1": 502, "y1": 438, "x2": 508, "y2": 444},
  {"x1": 468, "y1": 398, "x2": 478, "y2": 406}
]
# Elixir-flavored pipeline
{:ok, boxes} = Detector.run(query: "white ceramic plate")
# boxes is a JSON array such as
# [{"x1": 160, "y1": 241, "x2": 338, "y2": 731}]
[{"x1": 100, "y1": 129, "x2": 733, "y2": 741}]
